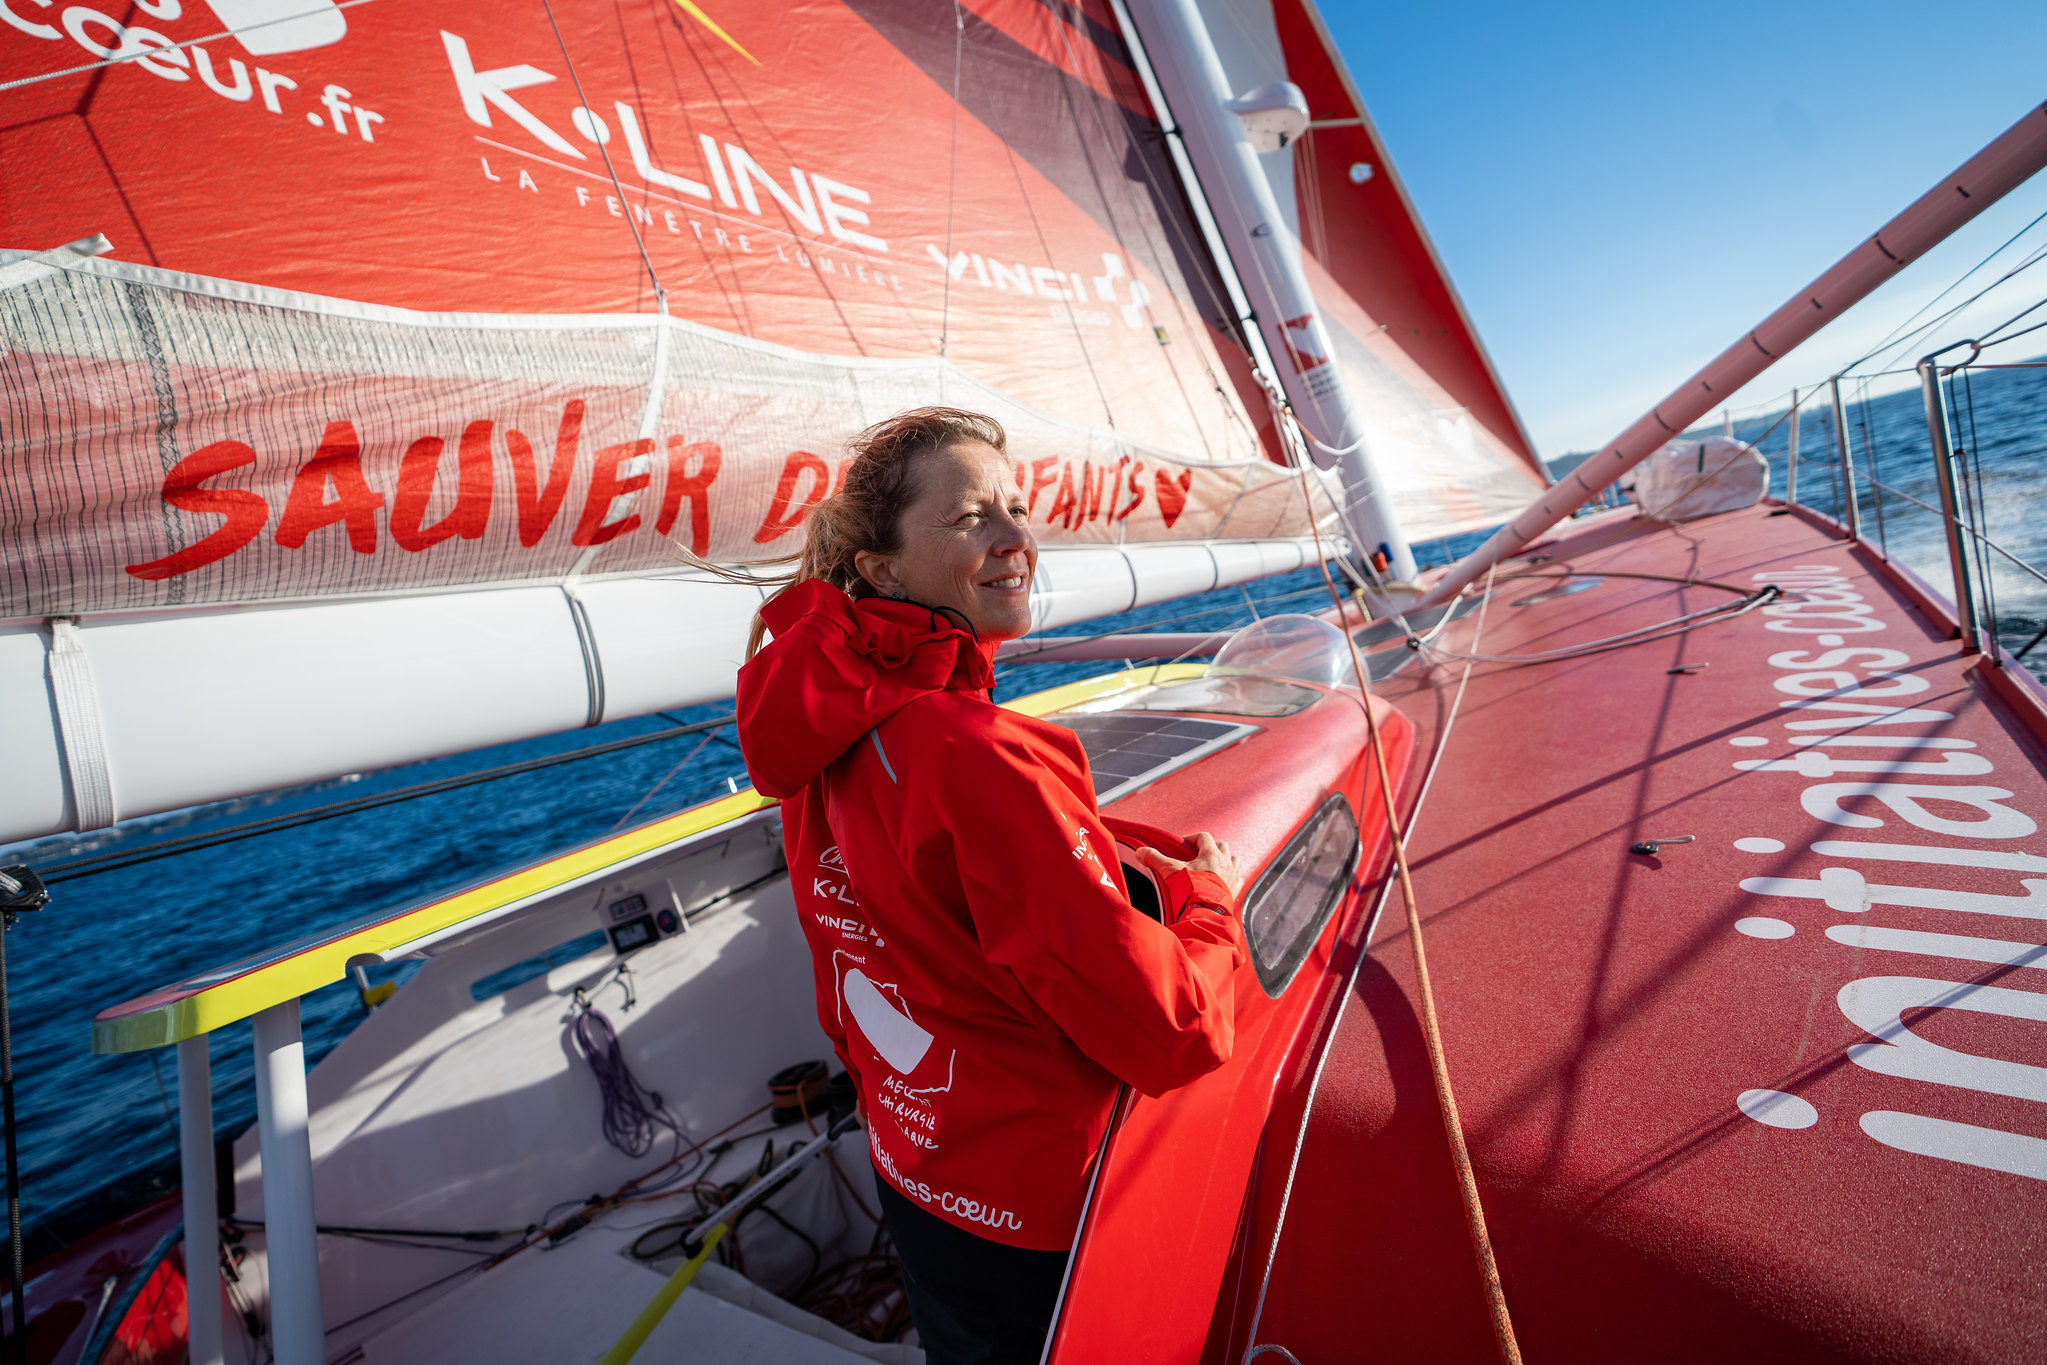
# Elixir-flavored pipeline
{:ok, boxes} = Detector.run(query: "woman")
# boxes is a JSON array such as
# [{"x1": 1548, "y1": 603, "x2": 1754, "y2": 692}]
[{"x1": 735, "y1": 408, "x2": 1246, "y2": 1364}]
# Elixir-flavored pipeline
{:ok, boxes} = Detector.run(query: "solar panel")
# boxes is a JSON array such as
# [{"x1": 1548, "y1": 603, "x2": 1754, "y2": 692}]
[{"x1": 1048, "y1": 714, "x2": 1260, "y2": 805}]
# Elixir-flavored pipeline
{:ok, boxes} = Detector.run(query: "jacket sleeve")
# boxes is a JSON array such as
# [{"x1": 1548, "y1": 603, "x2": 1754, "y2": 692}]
[
  {"x1": 942, "y1": 731, "x2": 1246, "y2": 1097},
  {"x1": 782, "y1": 798, "x2": 855, "y2": 1080}
]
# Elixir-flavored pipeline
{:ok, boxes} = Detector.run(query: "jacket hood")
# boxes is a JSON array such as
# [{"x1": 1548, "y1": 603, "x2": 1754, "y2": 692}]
[{"x1": 736, "y1": 578, "x2": 998, "y2": 799}]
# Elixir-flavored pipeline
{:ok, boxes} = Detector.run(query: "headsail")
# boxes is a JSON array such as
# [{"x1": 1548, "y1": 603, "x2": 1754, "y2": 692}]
[
  {"x1": 1179, "y1": 0, "x2": 1548, "y2": 543},
  {"x1": 0, "y1": 0, "x2": 1535, "y2": 843}
]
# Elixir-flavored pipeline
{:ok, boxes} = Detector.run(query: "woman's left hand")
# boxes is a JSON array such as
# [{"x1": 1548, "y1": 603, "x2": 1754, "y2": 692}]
[{"x1": 1137, "y1": 831, "x2": 1242, "y2": 900}]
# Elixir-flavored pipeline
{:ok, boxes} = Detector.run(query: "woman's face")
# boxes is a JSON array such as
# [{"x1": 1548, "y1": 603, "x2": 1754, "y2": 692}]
[{"x1": 856, "y1": 441, "x2": 1038, "y2": 641}]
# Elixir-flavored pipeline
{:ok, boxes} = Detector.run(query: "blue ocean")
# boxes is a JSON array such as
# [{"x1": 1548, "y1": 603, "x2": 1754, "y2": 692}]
[{"x1": 4, "y1": 363, "x2": 2042, "y2": 1258}]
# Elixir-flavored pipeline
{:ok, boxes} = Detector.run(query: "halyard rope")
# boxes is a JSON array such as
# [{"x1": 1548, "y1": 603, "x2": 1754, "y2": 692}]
[
  {"x1": 1236, "y1": 560, "x2": 1492, "y2": 1364},
  {"x1": 1279, "y1": 406, "x2": 1524, "y2": 1365}
]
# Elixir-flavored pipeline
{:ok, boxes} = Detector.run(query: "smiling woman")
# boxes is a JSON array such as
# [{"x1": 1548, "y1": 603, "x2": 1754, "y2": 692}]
[
  {"x1": 731, "y1": 407, "x2": 1248, "y2": 1364},
  {"x1": 741, "y1": 409, "x2": 1028, "y2": 649},
  {"x1": 848, "y1": 436, "x2": 1036, "y2": 642}
]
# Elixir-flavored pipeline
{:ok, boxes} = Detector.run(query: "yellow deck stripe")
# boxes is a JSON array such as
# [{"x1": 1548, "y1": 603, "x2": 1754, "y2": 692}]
[
  {"x1": 90, "y1": 665, "x2": 1207, "y2": 1054},
  {"x1": 91, "y1": 789, "x2": 776, "y2": 1055},
  {"x1": 1002, "y1": 661, "x2": 1204, "y2": 717}
]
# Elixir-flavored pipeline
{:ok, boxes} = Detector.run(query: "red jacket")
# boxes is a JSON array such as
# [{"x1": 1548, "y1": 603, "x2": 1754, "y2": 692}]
[{"x1": 736, "y1": 580, "x2": 1245, "y2": 1249}]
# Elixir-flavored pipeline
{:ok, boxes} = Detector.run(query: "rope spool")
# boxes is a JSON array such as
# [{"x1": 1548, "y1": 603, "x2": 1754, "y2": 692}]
[{"x1": 768, "y1": 1060, "x2": 830, "y2": 1126}]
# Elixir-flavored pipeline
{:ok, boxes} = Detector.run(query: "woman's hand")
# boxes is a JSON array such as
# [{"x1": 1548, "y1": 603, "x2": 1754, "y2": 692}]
[{"x1": 1137, "y1": 831, "x2": 1243, "y2": 900}]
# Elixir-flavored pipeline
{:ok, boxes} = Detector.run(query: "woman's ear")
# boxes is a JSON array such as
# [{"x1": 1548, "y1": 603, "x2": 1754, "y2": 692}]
[{"x1": 853, "y1": 549, "x2": 899, "y2": 598}]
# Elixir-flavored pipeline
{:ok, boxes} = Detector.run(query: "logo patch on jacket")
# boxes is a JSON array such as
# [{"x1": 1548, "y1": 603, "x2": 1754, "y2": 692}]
[{"x1": 1068, "y1": 817, "x2": 1118, "y2": 889}]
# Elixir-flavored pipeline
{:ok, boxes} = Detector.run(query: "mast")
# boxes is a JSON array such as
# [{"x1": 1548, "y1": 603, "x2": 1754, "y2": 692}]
[
  {"x1": 1415, "y1": 100, "x2": 2047, "y2": 612},
  {"x1": 1111, "y1": 0, "x2": 1418, "y2": 583}
]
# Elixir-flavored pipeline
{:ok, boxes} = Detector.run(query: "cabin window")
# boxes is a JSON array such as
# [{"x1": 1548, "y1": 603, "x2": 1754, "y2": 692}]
[{"x1": 1242, "y1": 794, "x2": 1360, "y2": 997}]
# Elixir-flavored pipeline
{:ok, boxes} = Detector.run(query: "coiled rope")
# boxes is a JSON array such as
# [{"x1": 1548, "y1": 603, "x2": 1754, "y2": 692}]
[{"x1": 571, "y1": 1001, "x2": 688, "y2": 1160}]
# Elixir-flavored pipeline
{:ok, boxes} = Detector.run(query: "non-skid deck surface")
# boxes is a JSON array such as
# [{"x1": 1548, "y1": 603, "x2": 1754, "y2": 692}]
[{"x1": 1238, "y1": 506, "x2": 2047, "y2": 1363}]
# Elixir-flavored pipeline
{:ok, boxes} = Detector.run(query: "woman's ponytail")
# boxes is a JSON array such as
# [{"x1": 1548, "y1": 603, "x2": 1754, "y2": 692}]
[{"x1": 690, "y1": 407, "x2": 1007, "y2": 656}]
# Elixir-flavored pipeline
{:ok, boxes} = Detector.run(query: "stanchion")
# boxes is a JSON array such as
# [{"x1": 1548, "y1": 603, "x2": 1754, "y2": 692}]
[
  {"x1": 1785, "y1": 387, "x2": 1800, "y2": 505},
  {"x1": 1918, "y1": 353, "x2": 1983, "y2": 653},
  {"x1": 1828, "y1": 377, "x2": 1861, "y2": 540}
]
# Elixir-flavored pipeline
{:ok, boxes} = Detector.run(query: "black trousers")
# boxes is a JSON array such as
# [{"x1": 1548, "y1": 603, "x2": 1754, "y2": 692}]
[{"x1": 875, "y1": 1175, "x2": 1070, "y2": 1365}]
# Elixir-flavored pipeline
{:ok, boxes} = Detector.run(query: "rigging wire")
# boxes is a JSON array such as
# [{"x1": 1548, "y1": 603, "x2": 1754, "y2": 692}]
[
  {"x1": 1848, "y1": 464, "x2": 2047, "y2": 589},
  {"x1": 1954, "y1": 368, "x2": 2004, "y2": 650},
  {"x1": 1239, "y1": 559, "x2": 1495, "y2": 1365},
  {"x1": 958, "y1": 19, "x2": 1120, "y2": 429},
  {"x1": 1297, "y1": 128, "x2": 1330, "y2": 270},
  {"x1": 1096, "y1": 0, "x2": 1267, "y2": 457},
  {"x1": 1111, "y1": 97, "x2": 1261, "y2": 458},
  {"x1": 537, "y1": 0, "x2": 665, "y2": 302},
  {"x1": 1039, "y1": 6, "x2": 1227, "y2": 459},
  {"x1": 938, "y1": 0, "x2": 966, "y2": 384},
  {"x1": 991, "y1": 582, "x2": 1340, "y2": 670},
  {"x1": 608, "y1": 730, "x2": 723, "y2": 832},
  {"x1": 1413, "y1": 579, "x2": 1780, "y2": 668},
  {"x1": 31, "y1": 714, "x2": 739, "y2": 883},
  {"x1": 1845, "y1": 229, "x2": 2047, "y2": 378},
  {"x1": 1968, "y1": 296, "x2": 2047, "y2": 351},
  {"x1": 1839, "y1": 206, "x2": 2047, "y2": 373}
]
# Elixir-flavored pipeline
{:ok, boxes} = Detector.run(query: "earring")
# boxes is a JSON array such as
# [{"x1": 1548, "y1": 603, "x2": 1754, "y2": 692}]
[{"x1": 890, "y1": 589, "x2": 906, "y2": 601}]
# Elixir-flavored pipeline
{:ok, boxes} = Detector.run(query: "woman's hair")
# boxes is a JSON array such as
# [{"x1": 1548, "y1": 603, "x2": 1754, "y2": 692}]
[{"x1": 732, "y1": 407, "x2": 1007, "y2": 656}]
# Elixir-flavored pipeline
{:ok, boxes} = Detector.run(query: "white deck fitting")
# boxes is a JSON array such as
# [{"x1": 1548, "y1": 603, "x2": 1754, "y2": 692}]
[{"x1": 252, "y1": 1000, "x2": 323, "y2": 1365}]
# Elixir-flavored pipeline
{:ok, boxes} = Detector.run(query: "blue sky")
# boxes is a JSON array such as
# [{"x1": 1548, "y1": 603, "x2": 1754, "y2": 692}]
[{"x1": 1320, "y1": 1, "x2": 2047, "y2": 457}]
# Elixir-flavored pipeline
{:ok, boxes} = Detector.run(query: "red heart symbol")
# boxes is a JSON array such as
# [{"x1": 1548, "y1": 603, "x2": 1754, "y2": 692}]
[{"x1": 1154, "y1": 469, "x2": 1192, "y2": 528}]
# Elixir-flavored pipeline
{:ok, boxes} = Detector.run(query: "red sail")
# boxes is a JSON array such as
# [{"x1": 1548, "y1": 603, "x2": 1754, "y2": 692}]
[{"x1": 1, "y1": 0, "x2": 1334, "y2": 615}]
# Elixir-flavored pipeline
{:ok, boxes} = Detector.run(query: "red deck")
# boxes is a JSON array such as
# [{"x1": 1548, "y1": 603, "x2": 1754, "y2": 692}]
[{"x1": 1223, "y1": 504, "x2": 2047, "y2": 1363}]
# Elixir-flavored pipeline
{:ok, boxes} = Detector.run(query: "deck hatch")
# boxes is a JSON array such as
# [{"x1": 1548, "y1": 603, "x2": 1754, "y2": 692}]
[
  {"x1": 1047, "y1": 714, "x2": 1259, "y2": 806},
  {"x1": 1242, "y1": 793, "x2": 1361, "y2": 997}
]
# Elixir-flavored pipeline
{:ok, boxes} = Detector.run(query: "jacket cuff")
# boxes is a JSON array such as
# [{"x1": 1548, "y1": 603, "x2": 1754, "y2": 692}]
[{"x1": 1162, "y1": 867, "x2": 1236, "y2": 920}]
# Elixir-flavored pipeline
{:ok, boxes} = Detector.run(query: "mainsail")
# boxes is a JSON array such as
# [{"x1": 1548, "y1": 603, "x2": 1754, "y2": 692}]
[
  {"x1": 0, "y1": 0, "x2": 1528, "y2": 842},
  {"x1": 2, "y1": 0, "x2": 1330, "y2": 613}
]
